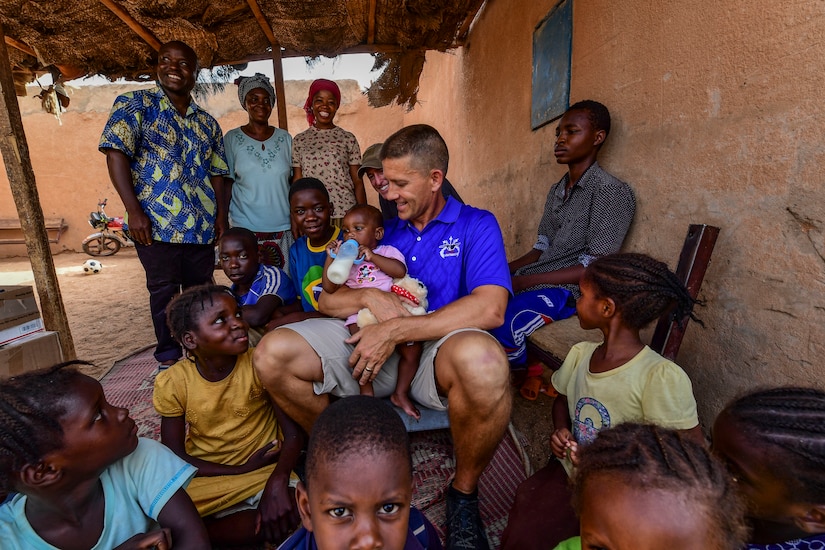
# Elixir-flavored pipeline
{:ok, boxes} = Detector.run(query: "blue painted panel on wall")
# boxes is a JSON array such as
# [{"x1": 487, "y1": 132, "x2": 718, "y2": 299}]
[{"x1": 532, "y1": 0, "x2": 572, "y2": 129}]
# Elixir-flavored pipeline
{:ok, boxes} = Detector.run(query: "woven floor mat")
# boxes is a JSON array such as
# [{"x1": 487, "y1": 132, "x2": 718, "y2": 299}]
[{"x1": 101, "y1": 347, "x2": 527, "y2": 548}]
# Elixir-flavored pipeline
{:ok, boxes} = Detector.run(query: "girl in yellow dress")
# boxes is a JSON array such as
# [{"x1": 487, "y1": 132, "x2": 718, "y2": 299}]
[{"x1": 153, "y1": 285, "x2": 303, "y2": 546}]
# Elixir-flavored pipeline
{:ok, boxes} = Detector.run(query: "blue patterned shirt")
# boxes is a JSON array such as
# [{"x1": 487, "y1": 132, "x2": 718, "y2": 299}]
[{"x1": 99, "y1": 87, "x2": 229, "y2": 244}]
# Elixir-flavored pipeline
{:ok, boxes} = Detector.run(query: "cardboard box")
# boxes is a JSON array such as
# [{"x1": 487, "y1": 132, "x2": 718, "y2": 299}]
[
  {"x1": 0, "y1": 331, "x2": 64, "y2": 378},
  {"x1": 0, "y1": 317, "x2": 44, "y2": 346},
  {"x1": 0, "y1": 286, "x2": 39, "y2": 329},
  {"x1": 0, "y1": 286, "x2": 42, "y2": 345}
]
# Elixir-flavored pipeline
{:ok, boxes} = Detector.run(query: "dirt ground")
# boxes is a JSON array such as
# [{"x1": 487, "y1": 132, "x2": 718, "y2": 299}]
[{"x1": 0, "y1": 250, "x2": 555, "y2": 468}]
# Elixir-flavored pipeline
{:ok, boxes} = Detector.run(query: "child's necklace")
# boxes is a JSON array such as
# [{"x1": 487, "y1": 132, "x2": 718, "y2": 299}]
[{"x1": 194, "y1": 357, "x2": 234, "y2": 382}]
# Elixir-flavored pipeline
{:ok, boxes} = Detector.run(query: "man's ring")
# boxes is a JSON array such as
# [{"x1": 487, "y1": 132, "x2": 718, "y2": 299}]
[{"x1": 365, "y1": 367, "x2": 373, "y2": 372}]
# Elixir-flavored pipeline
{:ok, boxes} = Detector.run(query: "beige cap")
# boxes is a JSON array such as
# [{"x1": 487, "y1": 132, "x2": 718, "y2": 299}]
[{"x1": 357, "y1": 142, "x2": 384, "y2": 178}]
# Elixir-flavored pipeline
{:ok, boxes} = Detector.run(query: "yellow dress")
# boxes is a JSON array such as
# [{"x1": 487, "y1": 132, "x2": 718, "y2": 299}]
[{"x1": 153, "y1": 349, "x2": 281, "y2": 516}]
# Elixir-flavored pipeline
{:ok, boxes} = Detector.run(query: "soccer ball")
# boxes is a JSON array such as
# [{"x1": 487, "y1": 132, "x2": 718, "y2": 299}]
[{"x1": 83, "y1": 259, "x2": 103, "y2": 274}]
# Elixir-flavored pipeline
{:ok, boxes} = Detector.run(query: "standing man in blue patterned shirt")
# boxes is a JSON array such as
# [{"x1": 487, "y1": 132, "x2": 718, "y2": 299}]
[
  {"x1": 491, "y1": 100, "x2": 636, "y2": 368},
  {"x1": 99, "y1": 41, "x2": 229, "y2": 368}
]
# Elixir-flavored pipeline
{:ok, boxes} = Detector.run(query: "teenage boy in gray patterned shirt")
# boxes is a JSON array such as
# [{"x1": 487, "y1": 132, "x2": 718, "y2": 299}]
[{"x1": 491, "y1": 100, "x2": 636, "y2": 367}]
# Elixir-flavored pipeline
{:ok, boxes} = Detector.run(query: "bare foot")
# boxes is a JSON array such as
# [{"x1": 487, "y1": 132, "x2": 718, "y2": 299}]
[
  {"x1": 391, "y1": 391, "x2": 421, "y2": 420},
  {"x1": 360, "y1": 382, "x2": 375, "y2": 397}
]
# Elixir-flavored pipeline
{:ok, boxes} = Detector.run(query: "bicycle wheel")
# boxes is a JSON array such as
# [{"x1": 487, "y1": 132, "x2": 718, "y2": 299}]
[{"x1": 82, "y1": 235, "x2": 121, "y2": 256}]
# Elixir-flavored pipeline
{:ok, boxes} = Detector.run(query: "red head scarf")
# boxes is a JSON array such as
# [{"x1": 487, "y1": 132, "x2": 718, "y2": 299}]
[{"x1": 304, "y1": 79, "x2": 341, "y2": 127}]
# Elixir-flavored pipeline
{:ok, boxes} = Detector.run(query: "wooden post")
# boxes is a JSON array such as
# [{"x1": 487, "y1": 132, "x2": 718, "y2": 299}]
[
  {"x1": 0, "y1": 23, "x2": 76, "y2": 360},
  {"x1": 270, "y1": 46, "x2": 288, "y2": 131},
  {"x1": 246, "y1": 0, "x2": 288, "y2": 131}
]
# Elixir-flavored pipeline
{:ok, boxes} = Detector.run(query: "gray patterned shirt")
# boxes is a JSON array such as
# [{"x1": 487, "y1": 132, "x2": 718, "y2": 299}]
[{"x1": 514, "y1": 162, "x2": 636, "y2": 296}]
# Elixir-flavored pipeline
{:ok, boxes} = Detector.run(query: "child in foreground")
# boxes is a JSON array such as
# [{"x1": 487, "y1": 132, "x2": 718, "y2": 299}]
[
  {"x1": 292, "y1": 78, "x2": 364, "y2": 225},
  {"x1": 713, "y1": 387, "x2": 825, "y2": 549},
  {"x1": 555, "y1": 422, "x2": 747, "y2": 550},
  {"x1": 153, "y1": 285, "x2": 304, "y2": 546},
  {"x1": 502, "y1": 252, "x2": 702, "y2": 549},
  {"x1": 322, "y1": 204, "x2": 423, "y2": 419},
  {"x1": 0, "y1": 361, "x2": 208, "y2": 549},
  {"x1": 278, "y1": 395, "x2": 442, "y2": 550},
  {"x1": 219, "y1": 226, "x2": 296, "y2": 343}
]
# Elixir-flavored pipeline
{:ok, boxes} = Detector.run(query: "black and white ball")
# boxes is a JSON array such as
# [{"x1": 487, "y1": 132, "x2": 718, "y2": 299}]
[{"x1": 83, "y1": 259, "x2": 103, "y2": 274}]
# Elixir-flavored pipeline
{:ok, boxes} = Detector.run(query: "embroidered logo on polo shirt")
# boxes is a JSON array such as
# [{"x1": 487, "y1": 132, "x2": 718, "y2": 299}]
[{"x1": 439, "y1": 236, "x2": 461, "y2": 258}]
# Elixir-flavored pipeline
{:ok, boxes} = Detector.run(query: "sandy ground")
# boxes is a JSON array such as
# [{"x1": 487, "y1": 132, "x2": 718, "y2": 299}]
[
  {"x1": 0, "y1": 250, "x2": 554, "y2": 468},
  {"x1": 0, "y1": 250, "x2": 231, "y2": 380}
]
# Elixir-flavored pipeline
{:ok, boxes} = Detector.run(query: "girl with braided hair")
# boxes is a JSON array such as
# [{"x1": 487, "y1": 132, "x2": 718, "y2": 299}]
[
  {"x1": 0, "y1": 361, "x2": 208, "y2": 549},
  {"x1": 556, "y1": 423, "x2": 747, "y2": 550},
  {"x1": 502, "y1": 252, "x2": 702, "y2": 549},
  {"x1": 154, "y1": 284, "x2": 303, "y2": 546},
  {"x1": 713, "y1": 387, "x2": 825, "y2": 549}
]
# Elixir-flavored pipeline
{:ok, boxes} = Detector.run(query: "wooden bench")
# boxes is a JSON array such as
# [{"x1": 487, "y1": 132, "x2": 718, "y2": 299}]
[
  {"x1": 526, "y1": 224, "x2": 721, "y2": 369},
  {"x1": 0, "y1": 218, "x2": 68, "y2": 245}
]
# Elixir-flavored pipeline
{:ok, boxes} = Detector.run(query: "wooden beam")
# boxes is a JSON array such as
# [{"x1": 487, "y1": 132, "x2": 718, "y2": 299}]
[
  {"x1": 246, "y1": 0, "x2": 278, "y2": 46},
  {"x1": 456, "y1": 0, "x2": 486, "y2": 44},
  {"x1": 4, "y1": 36, "x2": 35, "y2": 58},
  {"x1": 219, "y1": 44, "x2": 416, "y2": 67},
  {"x1": 97, "y1": 0, "x2": 162, "y2": 51},
  {"x1": 246, "y1": 0, "x2": 288, "y2": 131},
  {"x1": 367, "y1": 0, "x2": 377, "y2": 44},
  {"x1": 0, "y1": 22, "x2": 76, "y2": 360}
]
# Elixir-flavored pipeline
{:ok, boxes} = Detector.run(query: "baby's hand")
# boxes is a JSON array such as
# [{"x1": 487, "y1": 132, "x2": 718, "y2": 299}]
[
  {"x1": 550, "y1": 428, "x2": 576, "y2": 460},
  {"x1": 358, "y1": 244, "x2": 373, "y2": 262},
  {"x1": 243, "y1": 439, "x2": 282, "y2": 472},
  {"x1": 326, "y1": 241, "x2": 340, "y2": 257},
  {"x1": 114, "y1": 528, "x2": 172, "y2": 549}
]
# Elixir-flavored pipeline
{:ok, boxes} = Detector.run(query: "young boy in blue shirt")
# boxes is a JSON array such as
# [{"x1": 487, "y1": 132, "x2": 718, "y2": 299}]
[
  {"x1": 279, "y1": 396, "x2": 442, "y2": 550},
  {"x1": 219, "y1": 227, "x2": 295, "y2": 342}
]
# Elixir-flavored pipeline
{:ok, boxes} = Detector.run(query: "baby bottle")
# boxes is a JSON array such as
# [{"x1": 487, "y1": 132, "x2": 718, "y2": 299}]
[{"x1": 327, "y1": 239, "x2": 360, "y2": 285}]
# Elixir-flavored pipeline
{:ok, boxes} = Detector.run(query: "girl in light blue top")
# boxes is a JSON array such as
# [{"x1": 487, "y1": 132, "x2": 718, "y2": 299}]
[{"x1": 0, "y1": 361, "x2": 207, "y2": 549}]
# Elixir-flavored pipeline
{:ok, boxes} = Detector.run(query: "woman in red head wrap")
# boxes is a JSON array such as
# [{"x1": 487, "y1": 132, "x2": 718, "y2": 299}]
[
  {"x1": 292, "y1": 79, "x2": 364, "y2": 227},
  {"x1": 302, "y1": 78, "x2": 341, "y2": 126}
]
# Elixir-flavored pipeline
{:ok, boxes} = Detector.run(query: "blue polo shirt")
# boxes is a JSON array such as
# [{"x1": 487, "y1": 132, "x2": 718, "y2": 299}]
[{"x1": 383, "y1": 197, "x2": 512, "y2": 311}]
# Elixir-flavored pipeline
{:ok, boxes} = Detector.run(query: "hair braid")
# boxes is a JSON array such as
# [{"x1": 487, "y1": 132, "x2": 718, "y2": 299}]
[
  {"x1": 0, "y1": 361, "x2": 90, "y2": 492},
  {"x1": 586, "y1": 252, "x2": 702, "y2": 330},
  {"x1": 574, "y1": 423, "x2": 747, "y2": 549},
  {"x1": 166, "y1": 285, "x2": 236, "y2": 345},
  {"x1": 723, "y1": 387, "x2": 825, "y2": 500}
]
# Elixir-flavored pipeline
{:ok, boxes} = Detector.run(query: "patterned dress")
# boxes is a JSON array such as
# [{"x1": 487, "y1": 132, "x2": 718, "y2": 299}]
[{"x1": 292, "y1": 126, "x2": 361, "y2": 219}]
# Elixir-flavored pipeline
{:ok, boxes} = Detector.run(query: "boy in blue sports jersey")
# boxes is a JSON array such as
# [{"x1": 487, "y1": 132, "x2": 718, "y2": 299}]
[{"x1": 219, "y1": 227, "x2": 295, "y2": 343}]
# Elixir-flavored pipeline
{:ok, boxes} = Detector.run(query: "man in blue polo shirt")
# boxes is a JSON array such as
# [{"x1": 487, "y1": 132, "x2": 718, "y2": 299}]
[
  {"x1": 99, "y1": 41, "x2": 229, "y2": 368},
  {"x1": 255, "y1": 125, "x2": 512, "y2": 550}
]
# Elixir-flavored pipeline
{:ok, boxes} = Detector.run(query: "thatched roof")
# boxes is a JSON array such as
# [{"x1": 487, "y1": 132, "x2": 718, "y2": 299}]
[{"x1": 0, "y1": 0, "x2": 486, "y2": 108}]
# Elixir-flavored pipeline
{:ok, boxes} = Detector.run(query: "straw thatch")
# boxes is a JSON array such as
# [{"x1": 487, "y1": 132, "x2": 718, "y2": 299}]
[{"x1": 0, "y1": 0, "x2": 486, "y2": 108}]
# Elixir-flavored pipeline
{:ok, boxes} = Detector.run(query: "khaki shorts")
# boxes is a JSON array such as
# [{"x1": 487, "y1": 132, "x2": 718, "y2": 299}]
[{"x1": 279, "y1": 318, "x2": 489, "y2": 411}]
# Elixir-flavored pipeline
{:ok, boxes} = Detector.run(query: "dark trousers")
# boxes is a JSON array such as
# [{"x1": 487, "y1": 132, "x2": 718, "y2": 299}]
[{"x1": 135, "y1": 241, "x2": 215, "y2": 363}]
